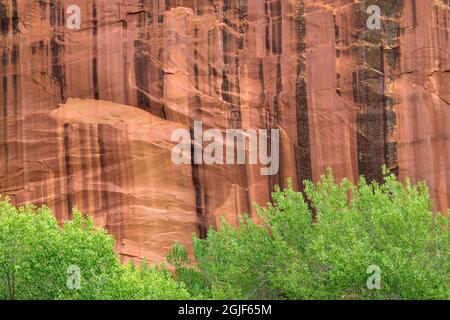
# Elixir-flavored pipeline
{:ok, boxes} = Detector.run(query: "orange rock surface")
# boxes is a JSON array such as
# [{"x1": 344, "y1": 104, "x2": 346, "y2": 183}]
[{"x1": 0, "y1": 0, "x2": 449, "y2": 262}]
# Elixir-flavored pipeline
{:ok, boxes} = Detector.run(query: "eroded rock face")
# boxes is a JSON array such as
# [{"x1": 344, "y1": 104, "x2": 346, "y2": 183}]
[{"x1": 0, "y1": 0, "x2": 449, "y2": 262}]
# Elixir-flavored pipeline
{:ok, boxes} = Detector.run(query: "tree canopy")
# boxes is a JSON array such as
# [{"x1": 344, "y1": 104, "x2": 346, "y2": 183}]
[
  {"x1": 0, "y1": 200, "x2": 190, "y2": 300},
  {"x1": 168, "y1": 170, "x2": 449, "y2": 300}
]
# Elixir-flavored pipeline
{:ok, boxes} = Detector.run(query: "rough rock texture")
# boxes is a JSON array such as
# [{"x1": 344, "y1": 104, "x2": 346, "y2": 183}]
[{"x1": 0, "y1": 0, "x2": 449, "y2": 262}]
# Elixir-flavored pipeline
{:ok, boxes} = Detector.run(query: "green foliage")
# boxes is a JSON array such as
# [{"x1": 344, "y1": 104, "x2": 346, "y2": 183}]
[
  {"x1": 1, "y1": 168, "x2": 448, "y2": 300},
  {"x1": 107, "y1": 262, "x2": 190, "y2": 300},
  {"x1": 167, "y1": 243, "x2": 210, "y2": 299},
  {"x1": 169, "y1": 169, "x2": 449, "y2": 300},
  {"x1": 0, "y1": 200, "x2": 189, "y2": 300}
]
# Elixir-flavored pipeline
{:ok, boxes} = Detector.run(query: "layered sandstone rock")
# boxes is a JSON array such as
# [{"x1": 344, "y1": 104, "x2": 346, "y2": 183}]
[{"x1": 0, "y1": 0, "x2": 449, "y2": 262}]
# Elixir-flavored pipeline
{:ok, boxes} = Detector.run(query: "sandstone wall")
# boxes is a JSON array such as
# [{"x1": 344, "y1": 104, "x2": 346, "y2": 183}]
[{"x1": 0, "y1": 0, "x2": 449, "y2": 262}]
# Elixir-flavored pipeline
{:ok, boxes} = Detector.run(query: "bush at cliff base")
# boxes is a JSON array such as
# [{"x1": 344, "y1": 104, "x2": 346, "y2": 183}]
[
  {"x1": 0, "y1": 201, "x2": 190, "y2": 300},
  {"x1": 168, "y1": 169, "x2": 449, "y2": 300}
]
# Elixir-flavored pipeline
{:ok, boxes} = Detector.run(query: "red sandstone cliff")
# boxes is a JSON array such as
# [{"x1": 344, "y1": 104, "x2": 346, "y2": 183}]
[{"x1": 0, "y1": 0, "x2": 449, "y2": 262}]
